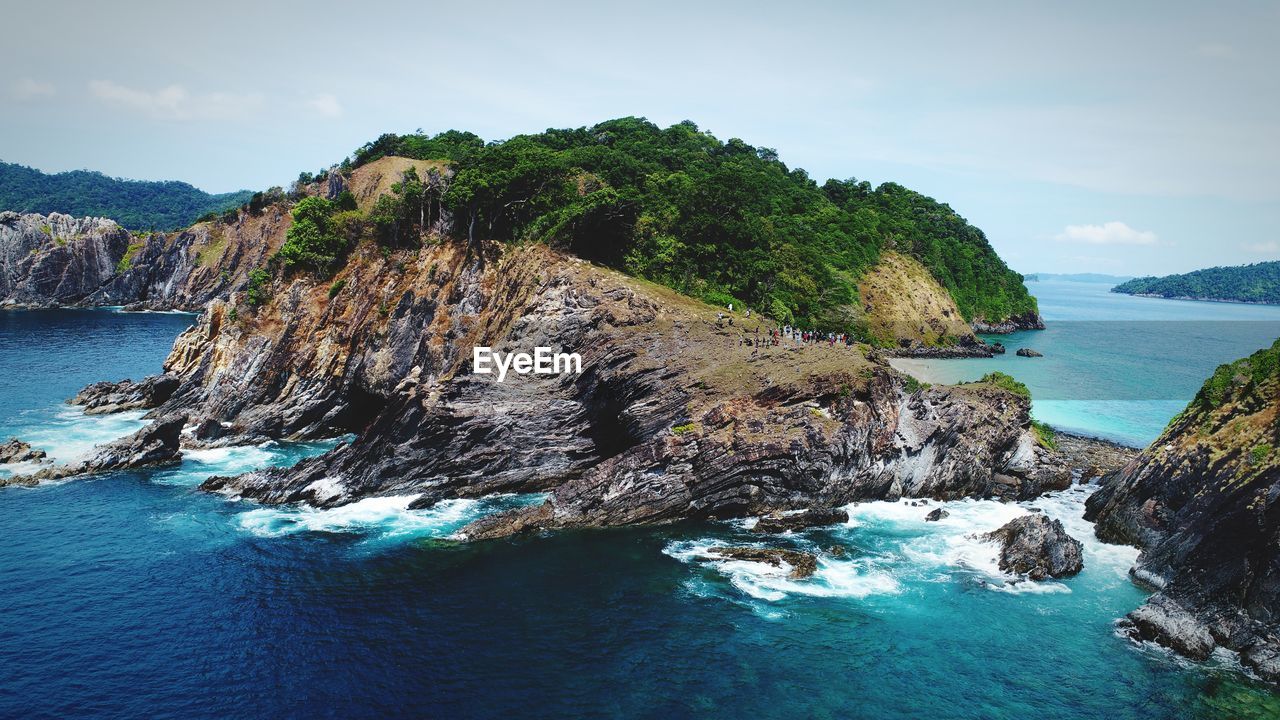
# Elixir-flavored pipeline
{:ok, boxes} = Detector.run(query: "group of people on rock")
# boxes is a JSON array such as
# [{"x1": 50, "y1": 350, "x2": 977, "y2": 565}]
[
  {"x1": 776, "y1": 325, "x2": 857, "y2": 347},
  {"x1": 732, "y1": 323, "x2": 859, "y2": 349}
]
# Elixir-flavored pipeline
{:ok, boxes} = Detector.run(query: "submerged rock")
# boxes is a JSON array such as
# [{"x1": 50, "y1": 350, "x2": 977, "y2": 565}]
[
  {"x1": 0, "y1": 415, "x2": 186, "y2": 487},
  {"x1": 981, "y1": 514, "x2": 1083, "y2": 579},
  {"x1": 0, "y1": 438, "x2": 46, "y2": 464},
  {"x1": 707, "y1": 546, "x2": 818, "y2": 579},
  {"x1": 752, "y1": 507, "x2": 849, "y2": 534},
  {"x1": 70, "y1": 374, "x2": 180, "y2": 414},
  {"x1": 1015, "y1": 348, "x2": 1043, "y2": 358}
]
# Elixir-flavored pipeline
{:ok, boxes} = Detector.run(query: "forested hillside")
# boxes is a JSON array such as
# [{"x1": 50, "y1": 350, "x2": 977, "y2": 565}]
[
  {"x1": 1112, "y1": 261, "x2": 1280, "y2": 305},
  {"x1": 0, "y1": 161, "x2": 252, "y2": 230},
  {"x1": 343, "y1": 117, "x2": 1037, "y2": 329}
]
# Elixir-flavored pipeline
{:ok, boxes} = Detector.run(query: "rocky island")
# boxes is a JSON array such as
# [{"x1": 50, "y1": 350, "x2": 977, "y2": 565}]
[{"x1": 5, "y1": 118, "x2": 1275, "y2": 694}]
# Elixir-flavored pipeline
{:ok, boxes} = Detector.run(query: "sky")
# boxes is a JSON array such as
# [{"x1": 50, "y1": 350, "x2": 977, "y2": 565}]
[{"x1": 3, "y1": 0, "x2": 1277, "y2": 276}]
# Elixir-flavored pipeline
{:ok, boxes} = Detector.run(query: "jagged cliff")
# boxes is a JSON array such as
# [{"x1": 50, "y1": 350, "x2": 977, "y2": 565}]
[
  {"x1": 94, "y1": 231, "x2": 1070, "y2": 533},
  {"x1": 0, "y1": 208, "x2": 277, "y2": 310},
  {"x1": 1086, "y1": 338, "x2": 1280, "y2": 679},
  {"x1": 0, "y1": 211, "x2": 131, "y2": 306},
  {"x1": 4, "y1": 154, "x2": 1076, "y2": 537}
]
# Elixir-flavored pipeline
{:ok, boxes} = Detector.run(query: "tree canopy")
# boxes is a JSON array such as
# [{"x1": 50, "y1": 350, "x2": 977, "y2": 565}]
[
  {"x1": 1113, "y1": 261, "x2": 1280, "y2": 305},
  {"x1": 0, "y1": 161, "x2": 251, "y2": 230},
  {"x1": 348, "y1": 118, "x2": 1037, "y2": 331}
]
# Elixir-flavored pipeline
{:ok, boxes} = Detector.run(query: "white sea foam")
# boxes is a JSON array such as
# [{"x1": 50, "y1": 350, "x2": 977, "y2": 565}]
[
  {"x1": 666, "y1": 484, "x2": 1139, "y2": 603},
  {"x1": 663, "y1": 539, "x2": 901, "y2": 603},
  {"x1": 13, "y1": 406, "x2": 148, "y2": 465},
  {"x1": 236, "y1": 493, "x2": 543, "y2": 541}
]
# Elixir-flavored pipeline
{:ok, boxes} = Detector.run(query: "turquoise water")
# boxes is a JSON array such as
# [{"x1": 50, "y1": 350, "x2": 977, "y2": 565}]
[
  {"x1": 3, "y1": 305, "x2": 1280, "y2": 718},
  {"x1": 893, "y1": 279, "x2": 1280, "y2": 446}
]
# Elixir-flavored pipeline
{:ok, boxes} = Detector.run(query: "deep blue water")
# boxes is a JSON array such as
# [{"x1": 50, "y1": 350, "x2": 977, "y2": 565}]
[{"x1": 4, "y1": 305, "x2": 1280, "y2": 719}]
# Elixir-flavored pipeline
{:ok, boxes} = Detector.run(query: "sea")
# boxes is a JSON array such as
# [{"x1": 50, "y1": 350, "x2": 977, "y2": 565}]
[{"x1": 3, "y1": 285, "x2": 1280, "y2": 719}]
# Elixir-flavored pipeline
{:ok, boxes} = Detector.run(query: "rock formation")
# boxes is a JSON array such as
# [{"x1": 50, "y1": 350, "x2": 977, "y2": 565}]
[
  {"x1": 0, "y1": 211, "x2": 131, "y2": 307},
  {"x1": 70, "y1": 375, "x2": 179, "y2": 414},
  {"x1": 971, "y1": 310, "x2": 1046, "y2": 334},
  {"x1": 0, "y1": 415, "x2": 185, "y2": 487},
  {"x1": 752, "y1": 507, "x2": 850, "y2": 534},
  {"x1": 0, "y1": 438, "x2": 45, "y2": 464},
  {"x1": 982, "y1": 514, "x2": 1084, "y2": 579},
  {"x1": 705, "y1": 547, "x2": 819, "y2": 579},
  {"x1": 1016, "y1": 348, "x2": 1043, "y2": 358}
]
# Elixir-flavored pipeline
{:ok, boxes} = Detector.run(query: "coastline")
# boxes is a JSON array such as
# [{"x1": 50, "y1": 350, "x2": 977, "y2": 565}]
[{"x1": 1112, "y1": 291, "x2": 1280, "y2": 307}]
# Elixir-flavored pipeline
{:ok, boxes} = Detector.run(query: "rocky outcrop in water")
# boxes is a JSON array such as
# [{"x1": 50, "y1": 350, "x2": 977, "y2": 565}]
[
  {"x1": 982, "y1": 514, "x2": 1083, "y2": 579},
  {"x1": 1085, "y1": 338, "x2": 1280, "y2": 681},
  {"x1": 70, "y1": 374, "x2": 180, "y2": 414},
  {"x1": 0, "y1": 211, "x2": 131, "y2": 307},
  {"x1": 971, "y1": 310, "x2": 1045, "y2": 334},
  {"x1": 705, "y1": 547, "x2": 819, "y2": 579},
  {"x1": 1015, "y1": 348, "x2": 1043, "y2": 358},
  {"x1": 752, "y1": 507, "x2": 850, "y2": 534},
  {"x1": 0, "y1": 415, "x2": 185, "y2": 487},
  {"x1": 0, "y1": 438, "x2": 45, "y2": 464}
]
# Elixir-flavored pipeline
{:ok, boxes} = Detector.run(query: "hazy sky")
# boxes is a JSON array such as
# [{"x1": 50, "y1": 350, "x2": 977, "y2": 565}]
[{"x1": 4, "y1": 0, "x2": 1277, "y2": 275}]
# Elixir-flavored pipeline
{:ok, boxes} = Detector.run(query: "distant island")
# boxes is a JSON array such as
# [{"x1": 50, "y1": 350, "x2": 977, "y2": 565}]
[
  {"x1": 1111, "y1": 261, "x2": 1280, "y2": 305},
  {"x1": 0, "y1": 161, "x2": 252, "y2": 230},
  {"x1": 1028, "y1": 273, "x2": 1134, "y2": 283}
]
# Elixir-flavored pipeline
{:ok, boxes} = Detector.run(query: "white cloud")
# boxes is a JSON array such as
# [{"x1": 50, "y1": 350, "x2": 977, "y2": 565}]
[
  {"x1": 306, "y1": 93, "x2": 343, "y2": 118},
  {"x1": 89, "y1": 80, "x2": 262, "y2": 121},
  {"x1": 12, "y1": 78, "x2": 55, "y2": 100},
  {"x1": 1055, "y1": 222, "x2": 1158, "y2": 246},
  {"x1": 1242, "y1": 240, "x2": 1279, "y2": 254}
]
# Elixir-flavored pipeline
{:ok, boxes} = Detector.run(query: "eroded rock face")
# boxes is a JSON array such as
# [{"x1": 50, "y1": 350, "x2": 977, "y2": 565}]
[
  {"x1": 70, "y1": 374, "x2": 179, "y2": 414},
  {"x1": 0, "y1": 415, "x2": 185, "y2": 487},
  {"x1": 982, "y1": 514, "x2": 1083, "y2": 580},
  {"x1": 0, "y1": 211, "x2": 131, "y2": 307},
  {"x1": 88, "y1": 234, "x2": 1072, "y2": 526},
  {"x1": 0, "y1": 206, "x2": 286, "y2": 311}
]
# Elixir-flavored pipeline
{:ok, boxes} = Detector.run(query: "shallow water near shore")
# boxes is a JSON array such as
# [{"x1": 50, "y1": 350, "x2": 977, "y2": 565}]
[
  {"x1": 892, "y1": 278, "x2": 1280, "y2": 447},
  {"x1": 4, "y1": 307, "x2": 1280, "y2": 718}
]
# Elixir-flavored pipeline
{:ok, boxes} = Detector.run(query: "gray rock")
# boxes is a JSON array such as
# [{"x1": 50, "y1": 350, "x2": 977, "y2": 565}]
[
  {"x1": 982, "y1": 514, "x2": 1083, "y2": 579},
  {"x1": 70, "y1": 374, "x2": 179, "y2": 414},
  {"x1": 1124, "y1": 594, "x2": 1215, "y2": 661},
  {"x1": 0, "y1": 212, "x2": 130, "y2": 307},
  {"x1": 1015, "y1": 348, "x2": 1044, "y2": 357},
  {"x1": 925, "y1": 507, "x2": 949, "y2": 521},
  {"x1": 0, "y1": 415, "x2": 185, "y2": 487},
  {"x1": 0, "y1": 438, "x2": 45, "y2": 464},
  {"x1": 752, "y1": 507, "x2": 849, "y2": 533},
  {"x1": 706, "y1": 547, "x2": 819, "y2": 579}
]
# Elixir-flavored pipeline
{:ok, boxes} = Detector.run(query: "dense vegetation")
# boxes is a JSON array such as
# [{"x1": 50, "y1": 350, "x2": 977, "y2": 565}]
[
  {"x1": 1187, "y1": 337, "x2": 1280, "y2": 418},
  {"x1": 342, "y1": 118, "x2": 1036, "y2": 332},
  {"x1": 1113, "y1": 261, "x2": 1280, "y2": 305},
  {"x1": 0, "y1": 161, "x2": 252, "y2": 230}
]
